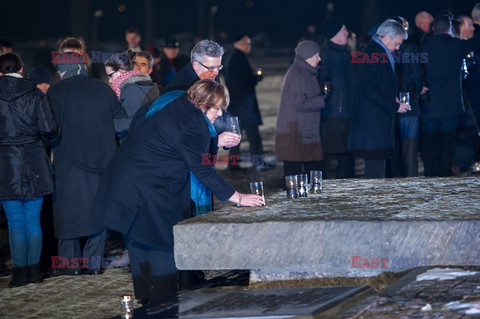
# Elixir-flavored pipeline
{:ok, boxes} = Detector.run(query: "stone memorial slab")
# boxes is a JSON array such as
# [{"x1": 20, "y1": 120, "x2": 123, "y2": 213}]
[
  {"x1": 122, "y1": 286, "x2": 368, "y2": 318},
  {"x1": 174, "y1": 177, "x2": 480, "y2": 281}
]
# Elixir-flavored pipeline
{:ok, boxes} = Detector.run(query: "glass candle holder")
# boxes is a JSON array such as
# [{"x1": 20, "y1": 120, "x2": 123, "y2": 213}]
[
  {"x1": 250, "y1": 181, "x2": 265, "y2": 205},
  {"x1": 310, "y1": 170, "x2": 322, "y2": 193},
  {"x1": 285, "y1": 175, "x2": 298, "y2": 198},
  {"x1": 296, "y1": 174, "x2": 308, "y2": 198},
  {"x1": 120, "y1": 295, "x2": 134, "y2": 319}
]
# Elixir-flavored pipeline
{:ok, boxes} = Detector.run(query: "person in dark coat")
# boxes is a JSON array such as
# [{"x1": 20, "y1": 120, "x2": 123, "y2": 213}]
[
  {"x1": 420, "y1": 15, "x2": 480, "y2": 177},
  {"x1": 47, "y1": 52, "x2": 126, "y2": 275},
  {"x1": 274, "y1": 41, "x2": 325, "y2": 178},
  {"x1": 105, "y1": 52, "x2": 159, "y2": 141},
  {"x1": 318, "y1": 18, "x2": 356, "y2": 179},
  {"x1": 94, "y1": 80, "x2": 264, "y2": 305},
  {"x1": 0, "y1": 53, "x2": 59, "y2": 287},
  {"x1": 349, "y1": 19, "x2": 410, "y2": 178},
  {"x1": 225, "y1": 35, "x2": 266, "y2": 172},
  {"x1": 409, "y1": 11, "x2": 433, "y2": 47},
  {"x1": 390, "y1": 16, "x2": 425, "y2": 177},
  {"x1": 158, "y1": 37, "x2": 189, "y2": 87}
]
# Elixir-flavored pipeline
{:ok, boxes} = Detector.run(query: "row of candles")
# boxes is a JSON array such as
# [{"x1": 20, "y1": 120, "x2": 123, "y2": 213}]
[{"x1": 285, "y1": 171, "x2": 323, "y2": 198}]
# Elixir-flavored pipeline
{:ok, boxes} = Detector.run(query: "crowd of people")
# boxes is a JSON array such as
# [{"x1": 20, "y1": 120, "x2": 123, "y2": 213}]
[{"x1": 0, "y1": 3, "x2": 479, "y2": 306}]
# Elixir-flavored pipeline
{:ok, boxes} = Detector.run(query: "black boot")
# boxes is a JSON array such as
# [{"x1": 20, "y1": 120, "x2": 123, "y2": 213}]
[
  {"x1": 28, "y1": 264, "x2": 43, "y2": 283},
  {"x1": 8, "y1": 266, "x2": 29, "y2": 288}
]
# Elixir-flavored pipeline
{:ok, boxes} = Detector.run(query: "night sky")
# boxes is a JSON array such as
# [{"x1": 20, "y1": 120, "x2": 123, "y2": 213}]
[{"x1": 1, "y1": 0, "x2": 479, "y2": 48}]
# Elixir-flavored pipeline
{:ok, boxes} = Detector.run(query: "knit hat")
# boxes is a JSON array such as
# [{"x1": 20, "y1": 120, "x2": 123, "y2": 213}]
[
  {"x1": 323, "y1": 18, "x2": 344, "y2": 39},
  {"x1": 28, "y1": 65, "x2": 52, "y2": 84},
  {"x1": 295, "y1": 40, "x2": 320, "y2": 60}
]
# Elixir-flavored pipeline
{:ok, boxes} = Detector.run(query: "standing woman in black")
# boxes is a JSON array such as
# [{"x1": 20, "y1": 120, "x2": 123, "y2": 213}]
[
  {"x1": 0, "y1": 53, "x2": 58, "y2": 287},
  {"x1": 94, "y1": 80, "x2": 264, "y2": 305}
]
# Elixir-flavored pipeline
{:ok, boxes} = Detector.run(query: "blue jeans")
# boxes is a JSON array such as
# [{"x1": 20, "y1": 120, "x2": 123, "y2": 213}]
[{"x1": 1, "y1": 197, "x2": 44, "y2": 267}]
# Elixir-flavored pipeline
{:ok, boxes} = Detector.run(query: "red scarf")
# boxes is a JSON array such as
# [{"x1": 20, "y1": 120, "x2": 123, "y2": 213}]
[{"x1": 110, "y1": 70, "x2": 141, "y2": 99}]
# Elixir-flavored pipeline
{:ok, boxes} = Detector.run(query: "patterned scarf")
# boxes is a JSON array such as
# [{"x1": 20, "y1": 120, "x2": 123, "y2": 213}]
[{"x1": 110, "y1": 69, "x2": 141, "y2": 99}]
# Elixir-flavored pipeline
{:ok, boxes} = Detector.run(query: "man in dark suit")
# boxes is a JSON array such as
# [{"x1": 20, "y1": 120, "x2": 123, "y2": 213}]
[
  {"x1": 224, "y1": 35, "x2": 266, "y2": 172},
  {"x1": 48, "y1": 51, "x2": 126, "y2": 275},
  {"x1": 349, "y1": 19, "x2": 410, "y2": 178},
  {"x1": 421, "y1": 15, "x2": 480, "y2": 176}
]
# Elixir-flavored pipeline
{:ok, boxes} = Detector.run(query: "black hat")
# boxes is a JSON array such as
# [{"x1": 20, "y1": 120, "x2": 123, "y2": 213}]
[
  {"x1": 162, "y1": 37, "x2": 180, "y2": 48},
  {"x1": 234, "y1": 34, "x2": 248, "y2": 43},
  {"x1": 323, "y1": 18, "x2": 344, "y2": 39},
  {"x1": 28, "y1": 65, "x2": 52, "y2": 84}
]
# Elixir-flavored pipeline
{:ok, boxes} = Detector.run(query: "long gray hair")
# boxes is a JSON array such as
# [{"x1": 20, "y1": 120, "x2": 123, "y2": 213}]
[{"x1": 190, "y1": 40, "x2": 224, "y2": 63}]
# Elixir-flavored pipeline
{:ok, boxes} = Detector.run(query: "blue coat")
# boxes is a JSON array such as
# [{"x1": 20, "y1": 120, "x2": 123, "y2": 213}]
[{"x1": 94, "y1": 96, "x2": 235, "y2": 251}]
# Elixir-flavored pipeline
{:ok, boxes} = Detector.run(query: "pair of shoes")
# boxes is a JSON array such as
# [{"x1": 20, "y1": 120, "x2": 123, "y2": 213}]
[
  {"x1": 28, "y1": 264, "x2": 43, "y2": 284},
  {"x1": 8, "y1": 266, "x2": 29, "y2": 288},
  {"x1": 83, "y1": 269, "x2": 103, "y2": 275}
]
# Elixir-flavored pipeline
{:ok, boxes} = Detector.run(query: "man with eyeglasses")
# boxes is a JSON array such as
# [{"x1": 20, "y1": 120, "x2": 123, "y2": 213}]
[{"x1": 165, "y1": 39, "x2": 224, "y2": 91}]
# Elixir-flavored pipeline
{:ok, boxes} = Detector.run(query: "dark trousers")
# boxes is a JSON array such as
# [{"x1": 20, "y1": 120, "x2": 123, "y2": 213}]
[
  {"x1": 322, "y1": 153, "x2": 355, "y2": 179},
  {"x1": 421, "y1": 116, "x2": 458, "y2": 177},
  {"x1": 57, "y1": 229, "x2": 107, "y2": 271},
  {"x1": 126, "y1": 238, "x2": 177, "y2": 304},
  {"x1": 364, "y1": 159, "x2": 386, "y2": 179},
  {"x1": 283, "y1": 160, "x2": 323, "y2": 179},
  {"x1": 393, "y1": 116, "x2": 419, "y2": 177},
  {"x1": 229, "y1": 126, "x2": 264, "y2": 167}
]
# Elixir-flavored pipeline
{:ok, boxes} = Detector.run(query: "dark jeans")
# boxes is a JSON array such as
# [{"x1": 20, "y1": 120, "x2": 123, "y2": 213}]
[
  {"x1": 322, "y1": 153, "x2": 355, "y2": 179},
  {"x1": 229, "y1": 126, "x2": 264, "y2": 168},
  {"x1": 421, "y1": 116, "x2": 458, "y2": 177},
  {"x1": 393, "y1": 116, "x2": 419, "y2": 177},
  {"x1": 283, "y1": 160, "x2": 323, "y2": 179},
  {"x1": 364, "y1": 159, "x2": 386, "y2": 179},
  {"x1": 126, "y1": 238, "x2": 177, "y2": 304}
]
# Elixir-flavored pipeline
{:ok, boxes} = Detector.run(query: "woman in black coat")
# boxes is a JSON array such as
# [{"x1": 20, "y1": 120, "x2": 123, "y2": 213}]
[
  {"x1": 94, "y1": 80, "x2": 263, "y2": 305},
  {"x1": 0, "y1": 53, "x2": 58, "y2": 287}
]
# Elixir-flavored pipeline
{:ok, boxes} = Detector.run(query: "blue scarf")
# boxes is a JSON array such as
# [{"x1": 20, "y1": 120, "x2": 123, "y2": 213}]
[{"x1": 145, "y1": 90, "x2": 216, "y2": 216}]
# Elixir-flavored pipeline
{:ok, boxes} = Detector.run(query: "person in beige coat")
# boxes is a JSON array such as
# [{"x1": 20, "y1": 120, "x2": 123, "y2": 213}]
[{"x1": 274, "y1": 41, "x2": 325, "y2": 178}]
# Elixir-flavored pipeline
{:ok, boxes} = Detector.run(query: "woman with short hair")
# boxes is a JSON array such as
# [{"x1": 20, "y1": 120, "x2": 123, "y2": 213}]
[
  {"x1": 104, "y1": 52, "x2": 159, "y2": 140},
  {"x1": 94, "y1": 79, "x2": 264, "y2": 305}
]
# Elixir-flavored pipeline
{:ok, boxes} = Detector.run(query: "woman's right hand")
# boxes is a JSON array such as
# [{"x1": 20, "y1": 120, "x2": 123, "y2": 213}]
[{"x1": 229, "y1": 192, "x2": 265, "y2": 207}]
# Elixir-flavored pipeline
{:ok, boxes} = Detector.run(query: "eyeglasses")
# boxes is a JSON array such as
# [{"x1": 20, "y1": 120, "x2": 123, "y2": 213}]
[
  {"x1": 195, "y1": 60, "x2": 223, "y2": 71},
  {"x1": 107, "y1": 70, "x2": 117, "y2": 78}
]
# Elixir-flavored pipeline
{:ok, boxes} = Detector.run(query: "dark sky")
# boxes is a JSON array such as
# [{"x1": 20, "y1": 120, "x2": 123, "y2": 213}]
[{"x1": 1, "y1": 0, "x2": 479, "y2": 48}]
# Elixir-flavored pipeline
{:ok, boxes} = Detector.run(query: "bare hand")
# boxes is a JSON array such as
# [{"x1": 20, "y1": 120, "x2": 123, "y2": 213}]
[
  {"x1": 397, "y1": 102, "x2": 411, "y2": 113},
  {"x1": 218, "y1": 132, "x2": 241, "y2": 148},
  {"x1": 230, "y1": 192, "x2": 265, "y2": 207},
  {"x1": 420, "y1": 86, "x2": 428, "y2": 95}
]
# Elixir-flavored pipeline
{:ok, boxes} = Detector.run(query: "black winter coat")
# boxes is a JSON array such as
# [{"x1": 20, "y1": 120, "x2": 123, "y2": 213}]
[
  {"x1": 47, "y1": 75, "x2": 125, "y2": 239},
  {"x1": 421, "y1": 32, "x2": 480, "y2": 118},
  {"x1": 349, "y1": 39, "x2": 399, "y2": 160},
  {"x1": 224, "y1": 48, "x2": 262, "y2": 127},
  {"x1": 0, "y1": 76, "x2": 58, "y2": 200},
  {"x1": 95, "y1": 96, "x2": 235, "y2": 251},
  {"x1": 318, "y1": 40, "x2": 355, "y2": 153}
]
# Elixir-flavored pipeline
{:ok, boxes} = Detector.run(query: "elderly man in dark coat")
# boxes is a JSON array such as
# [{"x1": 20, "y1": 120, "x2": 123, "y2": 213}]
[
  {"x1": 47, "y1": 52, "x2": 126, "y2": 274},
  {"x1": 318, "y1": 18, "x2": 356, "y2": 179},
  {"x1": 421, "y1": 15, "x2": 480, "y2": 177},
  {"x1": 225, "y1": 35, "x2": 266, "y2": 172},
  {"x1": 349, "y1": 19, "x2": 410, "y2": 178}
]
